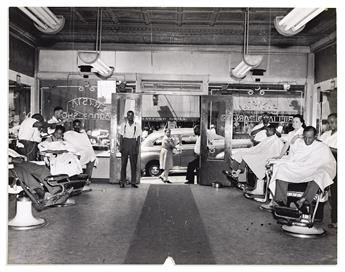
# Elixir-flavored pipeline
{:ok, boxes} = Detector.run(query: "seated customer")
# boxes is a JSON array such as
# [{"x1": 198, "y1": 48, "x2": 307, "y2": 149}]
[
  {"x1": 64, "y1": 120, "x2": 97, "y2": 181},
  {"x1": 38, "y1": 125, "x2": 83, "y2": 177},
  {"x1": 268, "y1": 126, "x2": 336, "y2": 208},
  {"x1": 9, "y1": 148, "x2": 69, "y2": 202},
  {"x1": 224, "y1": 125, "x2": 283, "y2": 181}
]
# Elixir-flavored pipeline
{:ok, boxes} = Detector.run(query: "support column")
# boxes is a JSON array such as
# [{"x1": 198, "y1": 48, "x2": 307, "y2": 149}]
[{"x1": 304, "y1": 53, "x2": 316, "y2": 127}]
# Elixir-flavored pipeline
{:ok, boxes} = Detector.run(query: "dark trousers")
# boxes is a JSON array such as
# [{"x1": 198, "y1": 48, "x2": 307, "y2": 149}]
[
  {"x1": 13, "y1": 162, "x2": 59, "y2": 194},
  {"x1": 230, "y1": 159, "x2": 246, "y2": 172},
  {"x1": 120, "y1": 152, "x2": 138, "y2": 184},
  {"x1": 275, "y1": 179, "x2": 319, "y2": 205},
  {"x1": 331, "y1": 150, "x2": 337, "y2": 223},
  {"x1": 84, "y1": 160, "x2": 95, "y2": 180},
  {"x1": 120, "y1": 138, "x2": 138, "y2": 184},
  {"x1": 17, "y1": 140, "x2": 39, "y2": 161},
  {"x1": 186, "y1": 156, "x2": 199, "y2": 183}
]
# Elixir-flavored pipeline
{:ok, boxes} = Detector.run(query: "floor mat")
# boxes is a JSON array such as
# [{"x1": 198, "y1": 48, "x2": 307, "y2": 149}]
[{"x1": 124, "y1": 185, "x2": 216, "y2": 264}]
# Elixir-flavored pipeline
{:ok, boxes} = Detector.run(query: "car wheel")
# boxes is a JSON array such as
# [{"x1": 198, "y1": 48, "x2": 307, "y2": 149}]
[{"x1": 146, "y1": 161, "x2": 160, "y2": 177}]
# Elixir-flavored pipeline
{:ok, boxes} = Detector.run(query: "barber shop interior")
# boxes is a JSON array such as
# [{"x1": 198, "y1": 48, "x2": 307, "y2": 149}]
[{"x1": 6, "y1": 3, "x2": 340, "y2": 267}]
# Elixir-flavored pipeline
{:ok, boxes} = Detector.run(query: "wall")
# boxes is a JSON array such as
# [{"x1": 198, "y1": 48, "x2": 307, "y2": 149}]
[
  {"x1": 38, "y1": 49, "x2": 309, "y2": 84},
  {"x1": 314, "y1": 43, "x2": 337, "y2": 83},
  {"x1": 9, "y1": 36, "x2": 36, "y2": 77}
]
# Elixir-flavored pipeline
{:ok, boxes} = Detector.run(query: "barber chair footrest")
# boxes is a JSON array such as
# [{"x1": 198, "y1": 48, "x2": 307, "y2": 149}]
[
  {"x1": 281, "y1": 224, "x2": 326, "y2": 238},
  {"x1": 53, "y1": 198, "x2": 76, "y2": 207}
]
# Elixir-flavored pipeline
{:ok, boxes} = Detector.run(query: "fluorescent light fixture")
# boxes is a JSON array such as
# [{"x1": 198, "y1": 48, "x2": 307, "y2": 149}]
[
  {"x1": 231, "y1": 55, "x2": 263, "y2": 79},
  {"x1": 274, "y1": 8, "x2": 325, "y2": 36},
  {"x1": 78, "y1": 51, "x2": 114, "y2": 78},
  {"x1": 18, "y1": 7, "x2": 65, "y2": 34}
]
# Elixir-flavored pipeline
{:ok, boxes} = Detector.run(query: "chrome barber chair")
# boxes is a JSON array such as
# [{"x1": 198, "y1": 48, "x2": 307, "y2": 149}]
[
  {"x1": 243, "y1": 162, "x2": 272, "y2": 203},
  {"x1": 8, "y1": 164, "x2": 72, "y2": 230},
  {"x1": 272, "y1": 182, "x2": 328, "y2": 238},
  {"x1": 263, "y1": 162, "x2": 328, "y2": 238}
]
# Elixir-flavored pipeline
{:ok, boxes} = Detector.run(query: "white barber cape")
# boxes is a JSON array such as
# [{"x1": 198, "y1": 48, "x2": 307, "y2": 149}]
[
  {"x1": 64, "y1": 130, "x2": 96, "y2": 167},
  {"x1": 38, "y1": 140, "x2": 83, "y2": 177},
  {"x1": 232, "y1": 135, "x2": 284, "y2": 179},
  {"x1": 269, "y1": 139, "x2": 336, "y2": 195}
]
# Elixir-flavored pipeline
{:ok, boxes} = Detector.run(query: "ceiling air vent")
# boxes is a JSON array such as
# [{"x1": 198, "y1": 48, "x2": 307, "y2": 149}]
[{"x1": 136, "y1": 74, "x2": 208, "y2": 95}]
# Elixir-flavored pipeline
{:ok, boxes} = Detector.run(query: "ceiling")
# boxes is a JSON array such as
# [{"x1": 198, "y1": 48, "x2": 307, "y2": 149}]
[{"x1": 9, "y1": 7, "x2": 336, "y2": 50}]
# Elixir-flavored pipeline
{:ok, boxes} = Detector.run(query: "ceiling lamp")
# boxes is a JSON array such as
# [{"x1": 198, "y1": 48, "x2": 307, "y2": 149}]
[
  {"x1": 231, "y1": 9, "x2": 263, "y2": 80},
  {"x1": 18, "y1": 7, "x2": 65, "y2": 34},
  {"x1": 78, "y1": 51, "x2": 114, "y2": 78},
  {"x1": 274, "y1": 8, "x2": 325, "y2": 36},
  {"x1": 78, "y1": 9, "x2": 114, "y2": 78}
]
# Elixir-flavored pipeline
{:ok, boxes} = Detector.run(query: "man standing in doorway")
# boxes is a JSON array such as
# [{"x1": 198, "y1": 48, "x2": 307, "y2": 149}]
[
  {"x1": 185, "y1": 124, "x2": 200, "y2": 184},
  {"x1": 119, "y1": 110, "x2": 142, "y2": 188}
]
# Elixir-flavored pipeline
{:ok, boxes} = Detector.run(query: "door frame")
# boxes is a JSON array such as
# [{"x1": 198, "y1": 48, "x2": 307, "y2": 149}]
[
  {"x1": 199, "y1": 95, "x2": 233, "y2": 185},
  {"x1": 109, "y1": 93, "x2": 142, "y2": 184}
]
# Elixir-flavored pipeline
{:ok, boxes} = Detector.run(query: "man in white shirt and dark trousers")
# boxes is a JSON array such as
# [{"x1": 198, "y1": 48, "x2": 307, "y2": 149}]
[
  {"x1": 185, "y1": 125, "x2": 200, "y2": 184},
  {"x1": 119, "y1": 110, "x2": 142, "y2": 188},
  {"x1": 319, "y1": 113, "x2": 337, "y2": 228}
]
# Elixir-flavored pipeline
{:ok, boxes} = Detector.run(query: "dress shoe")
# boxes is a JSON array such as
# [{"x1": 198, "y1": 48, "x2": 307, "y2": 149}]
[{"x1": 131, "y1": 184, "x2": 138, "y2": 188}]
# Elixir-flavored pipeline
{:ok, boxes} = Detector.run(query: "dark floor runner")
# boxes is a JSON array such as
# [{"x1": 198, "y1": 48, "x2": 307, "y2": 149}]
[{"x1": 124, "y1": 185, "x2": 216, "y2": 264}]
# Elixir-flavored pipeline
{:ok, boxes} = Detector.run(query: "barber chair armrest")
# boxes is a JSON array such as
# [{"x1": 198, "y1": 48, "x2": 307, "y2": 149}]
[
  {"x1": 69, "y1": 173, "x2": 89, "y2": 181},
  {"x1": 45, "y1": 174, "x2": 69, "y2": 182}
]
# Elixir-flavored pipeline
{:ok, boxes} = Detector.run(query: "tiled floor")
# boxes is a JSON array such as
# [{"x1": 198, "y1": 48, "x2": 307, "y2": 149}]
[{"x1": 8, "y1": 182, "x2": 337, "y2": 264}]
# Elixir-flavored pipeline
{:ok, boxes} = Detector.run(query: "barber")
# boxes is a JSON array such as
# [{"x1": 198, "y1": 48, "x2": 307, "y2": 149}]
[
  {"x1": 319, "y1": 113, "x2": 337, "y2": 229},
  {"x1": 119, "y1": 110, "x2": 142, "y2": 188},
  {"x1": 17, "y1": 113, "x2": 47, "y2": 161}
]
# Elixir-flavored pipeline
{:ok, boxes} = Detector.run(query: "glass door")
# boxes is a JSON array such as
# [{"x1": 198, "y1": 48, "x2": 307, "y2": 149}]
[
  {"x1": 199, "y1": 95, "x2": 233, "y2": 186},
  {"x1": 109, "y1": 93, "x2": 142, "y2": 184}
]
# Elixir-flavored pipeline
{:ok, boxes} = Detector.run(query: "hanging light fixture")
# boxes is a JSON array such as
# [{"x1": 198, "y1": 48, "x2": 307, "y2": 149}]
[
  {"x1": 231, "y1": 8, "x2": 263, "y2": 80},
  {"x1": 274, "y1": 8, "x2": 325, "y2": 36},
  {"x1": 78, "y1": 8, "x2": 114, "y2": 78},
  {"x1": 18, "y1": 7, "x2": 65, "y2": 34}
]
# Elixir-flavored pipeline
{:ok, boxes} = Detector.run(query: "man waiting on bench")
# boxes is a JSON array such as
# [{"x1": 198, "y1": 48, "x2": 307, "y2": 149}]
[{"x1": 268, "y1": 126, "x2": 336, "y2": 209}]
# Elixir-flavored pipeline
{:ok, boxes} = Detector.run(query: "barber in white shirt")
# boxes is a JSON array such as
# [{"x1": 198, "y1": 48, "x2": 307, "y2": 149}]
[
  {"x1": 47, "y1": 106, "x2": 65, "y2": 135},
  {"x1": 319, "y1": 113, "x2": 337, "y2": 228},
  {"x1": 250, "y1": 112, "x2": 271, "y2": 145}
]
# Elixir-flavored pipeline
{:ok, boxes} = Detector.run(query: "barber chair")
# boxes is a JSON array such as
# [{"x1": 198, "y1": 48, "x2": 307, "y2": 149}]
[
  {"x1": 8, "y1": 163, "x2": 49, "y2": 230},
  {"x1": 40, "y1": 153, "x2": 88, "y2": 195},
  {"x1": 8, "y1": 164, "x2": 78, "y2": 230},
  {"x1": 272, "y1": 182, "x2": 328, "y2": 238},
  {"x1": 243, "y1": 163, "x2": 272, "y2": 203}
]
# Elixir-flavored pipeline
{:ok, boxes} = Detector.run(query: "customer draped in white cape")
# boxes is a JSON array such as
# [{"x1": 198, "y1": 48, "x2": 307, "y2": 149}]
[
  {"x1": 64, "y1": 120, "x2": 96, "y2": 179},
  {"x1": 229, "y1": 125, "x2": 284, "y2": 180},
  {"x1": 268, "y1": 126, "x2": 336, "y2": 206},
  {"x1": 38, "y1": 125, "x2": 83, "y2": 177}
]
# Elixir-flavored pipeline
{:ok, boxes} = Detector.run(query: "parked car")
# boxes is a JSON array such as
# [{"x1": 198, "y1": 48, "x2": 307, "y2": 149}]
[{"x1": 140, "y1": 128, "x2": 252, "y2": 176}]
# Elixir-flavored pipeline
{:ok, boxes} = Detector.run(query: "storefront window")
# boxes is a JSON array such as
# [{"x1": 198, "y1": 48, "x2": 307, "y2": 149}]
[
  {"x1": 232, "y1": 92, "x2": 304, "y2": 144},
  {"x1": 9, "y1": 81, "x2": 31, "y2": 147},
  {"x1": 40, "y1": 79, "x2": 117, "y2": 152}
]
